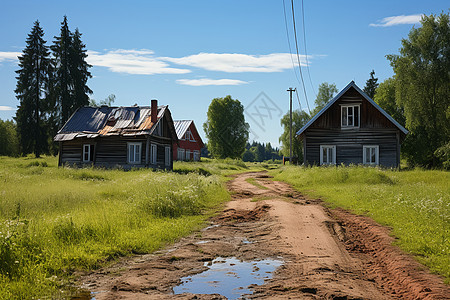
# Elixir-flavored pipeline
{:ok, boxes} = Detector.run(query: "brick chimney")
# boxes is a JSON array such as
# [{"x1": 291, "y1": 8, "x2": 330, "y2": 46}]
[{"x1": 151, "y1": 99, "x2": 158, "y2": 124}]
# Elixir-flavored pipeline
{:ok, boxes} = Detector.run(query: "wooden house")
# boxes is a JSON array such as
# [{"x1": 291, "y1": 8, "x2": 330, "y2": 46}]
[
  {"x1": 173, "y1": 120, "x2": 204, "y2": 161},
  {"x1": 54, "y1": 100, "x2": 178, "y2": 169},
  {"x1": 297, "y1": 81, "x2": 408, "y2": 167}
]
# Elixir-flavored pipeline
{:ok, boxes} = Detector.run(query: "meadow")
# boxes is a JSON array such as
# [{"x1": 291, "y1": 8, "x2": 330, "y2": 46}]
[
  {"x1": 1, "y1": 156, "x2": 448, "y2": 298},
  {"x1": 271, "y1": 165, "x2": 450, "y2": 283},
  {"x1": 0, "y1": 156, "x2": 250, "y2": 298}
]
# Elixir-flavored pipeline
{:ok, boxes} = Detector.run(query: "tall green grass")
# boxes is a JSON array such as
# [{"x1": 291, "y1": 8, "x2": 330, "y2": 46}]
[
  {"x1": 0, "y1": 156, "x2": 230, "y2": 298},
  {"x1": 271, "y1": 166, "x2": 450, "y2": 283}
]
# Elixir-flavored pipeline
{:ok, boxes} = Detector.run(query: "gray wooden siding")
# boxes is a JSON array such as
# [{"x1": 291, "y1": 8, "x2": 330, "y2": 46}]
[
  {"x1": 59, "y1": 135, "x2": 172, "y2": 169},
  {"x1": 304, "y1": 128, "x2": 399, "y2": 167}
]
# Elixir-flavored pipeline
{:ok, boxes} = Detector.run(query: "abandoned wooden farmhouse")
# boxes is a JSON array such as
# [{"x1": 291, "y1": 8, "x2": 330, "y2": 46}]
[
  {"x1": 54, "y1": 100, "x2": 178, "y2": 169},
  {"x1": 173, "y1": 120, "x2": 204, "y2": 161},
  {"x1": 297, "y1": 81, "x2": 408, "y2": 168}
]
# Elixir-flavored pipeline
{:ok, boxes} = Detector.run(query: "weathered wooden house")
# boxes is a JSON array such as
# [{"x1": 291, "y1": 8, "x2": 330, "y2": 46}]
[
  {"x1": 173, "y1": 120, "x2": 204, "y2": 161},
  {"x1": 297, "y1": 81, "x2": 408, "y2": 167},
  {"x1": 54, "y1": 100, "x2": 178, "y2": 169}
]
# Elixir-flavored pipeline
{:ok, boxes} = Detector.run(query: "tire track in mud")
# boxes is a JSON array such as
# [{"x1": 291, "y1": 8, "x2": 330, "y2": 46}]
[{"x1": 77, "y1": 172, "x2": 449, "y2": 299}]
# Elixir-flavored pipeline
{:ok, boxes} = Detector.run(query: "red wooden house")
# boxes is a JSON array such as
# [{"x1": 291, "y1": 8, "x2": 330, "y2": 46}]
[{"x1": 173, "y1": 120, "x2": 204, "y2": 161}]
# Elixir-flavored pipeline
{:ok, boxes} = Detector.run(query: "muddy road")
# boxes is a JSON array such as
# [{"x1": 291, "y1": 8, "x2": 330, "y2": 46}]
[{"x1": 78, "y1": 172, "x2": 449, "y2": 299}]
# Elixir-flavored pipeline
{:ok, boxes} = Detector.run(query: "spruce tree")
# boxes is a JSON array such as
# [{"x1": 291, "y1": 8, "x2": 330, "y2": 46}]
[
  {"x1": 363, "y1": 70, "x2": 379, "y2": 99},
  {"x1": 15, "y1": 20, "x2": 51, "y2": 157},
  {"x1": 51, "y1": 17, "x2": 92, "y2": 128},
  {"x1": 71, "y1": 28, "x2": 92, "y2": 110},
  {"x1": 51, "y1": 16, "x2": 73, "y2": 126}
]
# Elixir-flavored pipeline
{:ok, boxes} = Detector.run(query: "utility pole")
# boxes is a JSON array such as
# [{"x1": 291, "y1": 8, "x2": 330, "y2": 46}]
[{"x1": 287, "y1": 88, "x2": 296, "y2": 165}]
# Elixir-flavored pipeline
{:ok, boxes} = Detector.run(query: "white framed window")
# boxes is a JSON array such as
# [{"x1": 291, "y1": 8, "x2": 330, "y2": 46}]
[
  {"x1": 320, "y1": 145, "x2": 336, "y2": 165},
  {"x1": 127, "y1": 142, "x2": 142, "y2": 164},
  {"x1": 177, "y1": 148, "x2": 185, "y2": 161},
  {"x1": 183, "y1": 129, "x2": 196, "y2": 142},
  {"x1": 341, "y1": 105, "x2": 360, "y2": 128},
  {"x1": 185, "y1": 150, "x2": 191, "y2": 161},
  {"x1": 363, "y1": 145, "x2": 379, "y2": 165},
  {"x1": 83, "y1": 144, "x2": 94, "y2": 162},
  {"x1": 151, "y1": 144, "x2": 157, "y2": 165},
  {"x1": 193, "y1": 150, "x2": 200, "y2": 161},
  {"x1": 165, "y1": 146, "x2": 171, "y2": 166}
]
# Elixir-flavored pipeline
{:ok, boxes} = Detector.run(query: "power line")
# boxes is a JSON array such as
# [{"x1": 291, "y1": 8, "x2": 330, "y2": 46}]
[
  {"x1": 282, "y1": 0, "x2": 303, "y2": 91},
  {"x1": 290, "y1": 0, "x2": 311, "y2": 114},
  {"x1": 300, "y1": 0, "x2": 316, "y2": 97},
  {"x1": 295, "y1": 88, "x2": 302, "y2": 111}
]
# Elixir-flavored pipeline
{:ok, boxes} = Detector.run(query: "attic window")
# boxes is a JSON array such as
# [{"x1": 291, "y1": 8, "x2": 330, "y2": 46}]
[
  {"x1": 183, "y1": 129, "x2": 195, "y2": 141},
  {"x1": 341, "y1": 105, "x2": 360, "y2": 128}
]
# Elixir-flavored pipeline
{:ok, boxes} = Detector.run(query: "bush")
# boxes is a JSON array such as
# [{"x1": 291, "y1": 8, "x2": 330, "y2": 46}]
[{"x1": 434, "y1": 142, "x2": 450, "y2": 170}]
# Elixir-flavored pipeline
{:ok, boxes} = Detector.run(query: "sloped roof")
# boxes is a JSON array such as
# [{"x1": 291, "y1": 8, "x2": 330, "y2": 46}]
[
  {"x1": 173, "y1": 120, "x2": 204, "y2": 148},
  {"x1": 296, "y1": 81, "x2": 409, "y2": 136},
  {"x1": 54, "y1": 105, "x2": 172, "y2": 141},
  {"x1": 174, "y1": 120, "x2": 193, "y2": 139}
]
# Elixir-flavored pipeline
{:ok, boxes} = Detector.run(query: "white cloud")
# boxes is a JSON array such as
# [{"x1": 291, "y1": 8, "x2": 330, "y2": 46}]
[
  {"x1": 176, "y1": 78, "x2": 248, "y2": 86},
  {"x1": 0, "y1": 52, "x2": 21, "y2": 62},
  {"x1": 370, "y1": 14, "x2": 423, "y2": 27},
  {"x1": 0, "y1": 106, "x2": 15, "y2": 111},
  {"x1": 163, "y1": 53, "x2": 308, "y2": 73},
  {"x1": 86, "y1": 49, "x2": 190, "y2": 75}
]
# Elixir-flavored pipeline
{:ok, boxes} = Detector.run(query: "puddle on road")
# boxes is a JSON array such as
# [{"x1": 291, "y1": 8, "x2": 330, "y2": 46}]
[{"x1": 173, "y1": 257, "x2": 283, "y2": 299}]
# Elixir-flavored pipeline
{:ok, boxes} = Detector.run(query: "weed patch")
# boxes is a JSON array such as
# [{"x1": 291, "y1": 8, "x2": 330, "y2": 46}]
[{"x1": 0, "y1": 156, "x2": 230, "y2": 298}]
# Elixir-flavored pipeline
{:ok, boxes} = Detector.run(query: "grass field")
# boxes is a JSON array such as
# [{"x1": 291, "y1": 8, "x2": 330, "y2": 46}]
[
  {"x1": 0, "y1": 156, "x2": 248, "y2": 298},
  {"x1": 271, "y1": 165, "x2": 450, "y2": 283}
]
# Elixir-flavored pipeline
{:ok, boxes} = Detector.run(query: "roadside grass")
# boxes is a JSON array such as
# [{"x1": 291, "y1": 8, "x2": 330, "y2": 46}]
[
  {"x1": 271, "y1": 165, "x2": 450, "y2": 283},
  {"x1": 0, "y1": 155, "x2": 232, "y2": 298},
  {"x1": 174, "y1": 158, "x2": 277, "y2": 180}
]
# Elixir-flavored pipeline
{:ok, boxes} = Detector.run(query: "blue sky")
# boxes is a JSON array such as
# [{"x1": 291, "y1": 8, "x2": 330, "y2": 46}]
[{"x1": 0, "y1": 1, "x2": 448, "y2": 147}]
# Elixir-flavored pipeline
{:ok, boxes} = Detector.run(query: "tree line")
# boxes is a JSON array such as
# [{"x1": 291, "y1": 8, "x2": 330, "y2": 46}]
[
  {"x1": 13, "y1": 16, "x2": 92, "y2": 157},
  {"x1": 279, "y1": 12, "x2": 449, "y2": 169}
]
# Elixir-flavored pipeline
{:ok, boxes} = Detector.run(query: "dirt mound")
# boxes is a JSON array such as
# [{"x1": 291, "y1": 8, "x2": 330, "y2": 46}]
[
  {"x1": 332, "y1": 208, "x2": 450, "y2": 300},
  {"x1": 215, "y1": 204, "x2": 270, "y2": 223}
]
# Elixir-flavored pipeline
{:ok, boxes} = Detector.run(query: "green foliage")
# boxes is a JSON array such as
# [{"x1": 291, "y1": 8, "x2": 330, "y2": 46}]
[
  {"x1": 279, "y1": 109, "x2": 310, "y2": 161},
  {"x1": 14, "y1": 17, "x2": 92, "y2": 158},
  {"x1": 89, "y1": 94, "x2": 116, "y2": 107},
  {"x1": 434, "y1": 142, "x2": 450, "y2": 170},
  {"x1": 242, "y1": 142, "x2": 281, "y2": 162},
  {"x1": 311, "y1": 82, "x2": 338, "y2": 116},
  {"x1": 0, "y1": 156, "x2": 230, "y2": 298},
  {"x1": 203, "y1": 95, "x2": 249, "y2": 159},
  {"x1": 272, "y1": 166, "x2": 450, "y2": 282},
  {"x1": 373, "y1": 77, "x2": 406, "y2": 126},
  {"x1": 387, "y1": 12, "x2": 450, "y2": 168},
  {"x1": 15, "y1": 20, "x2": 52, "y2": 157},
  {"x1": 51, "y1": 16, "x2": 92, "y2": 128},
  {"x1": 242, "y1": 149, "x2": 255, "y2": 162},
  {"x1": 0, "y1": 120, "x2": 19, "y2": 157},
  {"x1": 363, "y1": 70, "x2": 379, "y2": 99}
]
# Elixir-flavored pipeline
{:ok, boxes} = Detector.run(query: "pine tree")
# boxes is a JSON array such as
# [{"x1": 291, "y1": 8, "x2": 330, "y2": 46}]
[
  {"x1": 15, "y1": 20, "x2": 51, "y2": 157},
  {"x1": 51, "y1": 17, "x2": 92, "y2": 129},
  {"x1": 51, "y1": 16, "x2": 73, "y2": 127},
  {"x1": 71, "y1": 28, "x2": 92, "y2": 112},
  {"x1": 363, "y1": 70, "x2": 379, "y2": 99}
]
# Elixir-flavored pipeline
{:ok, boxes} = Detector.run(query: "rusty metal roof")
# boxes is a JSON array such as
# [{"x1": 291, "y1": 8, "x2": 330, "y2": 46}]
[{"x1": 54, "y1": 105, "x2": 169, "y2": 142}]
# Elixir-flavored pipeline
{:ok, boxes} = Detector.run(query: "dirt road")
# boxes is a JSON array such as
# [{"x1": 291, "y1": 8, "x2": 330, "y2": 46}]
[{"x1": 78, "y1": 172, "x2": 449, "y2": 299}]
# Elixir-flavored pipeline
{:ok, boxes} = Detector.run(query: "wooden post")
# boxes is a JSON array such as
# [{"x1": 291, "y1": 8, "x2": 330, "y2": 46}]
[{"x1": 287, "y1": 88, "x2": 296, "y2": 165}]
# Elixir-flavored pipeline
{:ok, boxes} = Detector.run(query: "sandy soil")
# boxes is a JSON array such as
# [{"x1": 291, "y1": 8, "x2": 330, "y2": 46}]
[{"x1": 77, "y1": 172, "x2": 449, "y2": 299}]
